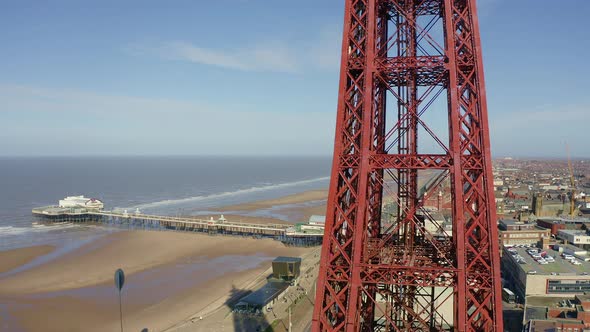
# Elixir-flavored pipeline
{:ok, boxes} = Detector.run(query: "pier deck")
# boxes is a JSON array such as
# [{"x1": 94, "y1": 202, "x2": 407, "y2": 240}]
[{"x1": 32, "y1": 206, "x2": 323, "y2": 246}]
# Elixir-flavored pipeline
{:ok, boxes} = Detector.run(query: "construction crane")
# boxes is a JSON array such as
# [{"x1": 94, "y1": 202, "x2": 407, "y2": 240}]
[{"x1": 567, "y1": 143, "x2": 576, "y2": 217}]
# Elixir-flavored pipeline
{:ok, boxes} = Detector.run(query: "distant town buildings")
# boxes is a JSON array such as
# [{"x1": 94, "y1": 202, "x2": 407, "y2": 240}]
[
  {"x1": 524, "y1": 294, "x2": 590, "y2": 331},
  {"x1": 493, "y1": 158, "x2": 590, "y2": 331},
  {"x1": 499, "y1": 219, "x2": 550, "y2": 247}
]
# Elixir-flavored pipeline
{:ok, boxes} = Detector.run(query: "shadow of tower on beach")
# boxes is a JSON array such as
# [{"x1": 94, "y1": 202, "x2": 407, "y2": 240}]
[{"x1": 228, "y1": 284, "x2": 274, "y2": 332}]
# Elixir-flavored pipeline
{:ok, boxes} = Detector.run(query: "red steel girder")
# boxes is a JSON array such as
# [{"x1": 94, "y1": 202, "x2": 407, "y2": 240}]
[
  {"x1": 337, "y1": 154, "x2": 485, "y2": 171},
  {"x1": 313, "y1": 0, "x2": 503, "y2": 331},
  {"x1": 377, "y1": 56, "x2": 447, "y2": 86},
  {"x1": 382, "y1": 0, "x2": 443, "y2": 16},
  {"x1": 370, "y1": 153, "x2": 451, "y2": 169},
  {"x1": 361, "y1": 265, "x2": 456, "y2": 288}
]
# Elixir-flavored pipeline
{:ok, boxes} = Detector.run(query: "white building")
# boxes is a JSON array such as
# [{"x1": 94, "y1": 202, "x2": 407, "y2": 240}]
[
  {"x1": 301, "y1": 215, "x2": 326, "y2": 232},
  {"x1": 493, "y1": 179, "x2": 504, "y2": 187},
  {"x1": 557, "y1": 230, "x2": 590, "y2": 246},
  {"x1": 308, "y1": 215, "x2": 326, "y2": 226},
  {"x1": 58, "y1": 196, "x2": 104, "y2": 210}
]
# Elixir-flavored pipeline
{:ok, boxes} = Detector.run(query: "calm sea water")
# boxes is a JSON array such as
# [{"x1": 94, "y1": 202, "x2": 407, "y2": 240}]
[{"x1": 0, "y1": 156, "x2": 330, "y2": 250}]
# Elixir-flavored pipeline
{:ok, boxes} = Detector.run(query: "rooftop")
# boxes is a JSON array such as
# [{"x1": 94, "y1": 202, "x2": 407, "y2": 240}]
[
  {"x1": 538, "y1": 217, "x2": 590, "y2": 225},
  {"x1": 525, "y1": 306, "x2": 547, "y2": 321},
  {"x1": 506, "y1": 247, "x2": 590, "y2": 275},
  {"x1": 558, "y1": 229, "x2": 589, "y2": 236},
  {"x1": 236, "y1": 281, "x2": 289, "y2": 307},
  {"x1": 309, "y1": 215, "x2": 326, "y2": 224},
  {"x1": 576, "y1": 293, "x2": 590, "y2": 303},
  {"x1": 273, "y1": 256, "x2": 302, "y2": 263},
  {"x1": 527, "y1": 296, "x2": 572, "y2": 307},
  {"x1": 555, "y1": 243, "x2": 588, "y2": 253},
  {"x1": 500, "y1": 219, "x2": 523, "y2": 225}
]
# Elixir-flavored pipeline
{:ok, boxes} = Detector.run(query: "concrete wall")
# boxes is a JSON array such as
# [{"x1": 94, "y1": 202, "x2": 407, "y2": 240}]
[{"x1": 525, "y1": 274, "x2": 590, "y2": 297}]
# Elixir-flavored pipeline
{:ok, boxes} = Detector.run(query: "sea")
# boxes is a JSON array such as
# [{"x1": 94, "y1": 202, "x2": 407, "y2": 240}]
[{"x1": 0, "y1": 156, "x2": 331, "y2": 252}]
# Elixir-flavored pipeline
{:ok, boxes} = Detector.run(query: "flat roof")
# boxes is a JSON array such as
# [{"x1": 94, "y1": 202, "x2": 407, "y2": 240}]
[
  {"x1": 500, "y1": 219, "x2": 523, "y2": 225},
  {"x1": 527, "y1": 296, "x2": 573, "y2": 307},
  {"x1": 558, "y1": 229, "x2": 589, "y2": 236},
  {"x1": 237, "y1": 281, "x2": 289, "y2": 307},
  {"x1": 507, "y1": 247, "x2": 590, "y2": 275},
  {"x1": 309, "y1": 215, "x2": 326, "y2": 223},
  {"x1": 273, "y1": 256, "x2": 302, "y2": 263},
  {"x1": 500, "y1": 226, "x2": 548, "y2": 232},
  {"x1": 555, "y1": 243, "x2": 588, "y2": 253},
  {"x1": 538, "y1": 217, "x2": 590, "y2": 224},
  {"x1": 524, "y1": 306, "x2": 547, "y2": 321}
]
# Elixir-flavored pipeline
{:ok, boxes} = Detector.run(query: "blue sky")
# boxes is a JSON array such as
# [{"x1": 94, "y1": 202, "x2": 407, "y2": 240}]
[{"x1": 1, "y1": 0, "x2": 588, "y2": 157}]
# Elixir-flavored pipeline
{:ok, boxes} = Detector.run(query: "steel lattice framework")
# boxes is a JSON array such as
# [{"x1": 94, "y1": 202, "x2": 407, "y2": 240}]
[{"x1": 312, "y1": 0, "x2": 503, "y2": 331}]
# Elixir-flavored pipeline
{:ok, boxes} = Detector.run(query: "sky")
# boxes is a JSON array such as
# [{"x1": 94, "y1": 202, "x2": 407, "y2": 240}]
[{"x1": 0, "y1": 0, "x2": 588, "y2": 158}]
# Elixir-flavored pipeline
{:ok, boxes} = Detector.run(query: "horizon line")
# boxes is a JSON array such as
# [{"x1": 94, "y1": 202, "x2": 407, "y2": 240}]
[{"x1": 1, "y1": 154, "x2": 589, "y2": 160}]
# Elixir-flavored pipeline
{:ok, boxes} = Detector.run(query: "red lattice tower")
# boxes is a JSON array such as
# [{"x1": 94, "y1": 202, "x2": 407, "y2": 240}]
[{"x1": 312, "y1": 0, "x2": 503, "y2": 331}]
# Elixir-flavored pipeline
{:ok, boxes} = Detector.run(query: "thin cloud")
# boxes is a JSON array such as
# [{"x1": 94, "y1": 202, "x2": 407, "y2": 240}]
[
  {"x1": 130, "y1": 25, "x2": 342, "y2": 73},
  {"x1": 155, "y1": 41, "x2": 298, "y2": 73}
]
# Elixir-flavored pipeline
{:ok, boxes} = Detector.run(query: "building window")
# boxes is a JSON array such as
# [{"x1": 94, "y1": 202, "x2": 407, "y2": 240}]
[{"x1": 547, "y1": 280, "x2": 590, "y2": 294}]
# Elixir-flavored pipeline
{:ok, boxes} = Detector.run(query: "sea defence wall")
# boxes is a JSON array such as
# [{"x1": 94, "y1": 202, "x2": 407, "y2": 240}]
[{"x1": 32, "y1": 206, "x2": 322, "y2": 247}]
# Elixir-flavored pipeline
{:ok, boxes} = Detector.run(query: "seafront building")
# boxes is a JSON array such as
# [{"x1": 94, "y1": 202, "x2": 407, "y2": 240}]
[
  {"x1": 298, "y1": 215, "x2": 325, "y2": 233},
  {"x1": 58, "y1": 195, "x2": 104, "y2": 210},
  {"x1": 499, "y1": 219, "x2": 551, "y2": 247},
  {"x1": 234, "y1": 257, "x2": 302, "y2": 313}
]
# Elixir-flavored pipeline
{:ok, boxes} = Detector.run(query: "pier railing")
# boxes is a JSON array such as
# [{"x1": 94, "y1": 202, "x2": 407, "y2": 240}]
[
  {"x1": 94, "y1": 211, "x2": 292, "y2": 232},
  {"x1": 32, "y1": 207, "x2": 323, "y2": 246}
]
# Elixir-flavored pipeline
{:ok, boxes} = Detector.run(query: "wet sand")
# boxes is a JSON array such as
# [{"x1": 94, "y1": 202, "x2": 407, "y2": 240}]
[
  {"x1": 215, "y1": 190, "x2": 328, "y2": 223},
  {"x1": 0, "y1": 189, "x2": 328, "y2": 331},
  {"x1": 0, "y1": 231, "x2": 312, "y2": 331},
  {"x1": 0, "y1": 245, "x2": 54, "y2": 274},
  {"x1": 218, "y1": 189, "x2": 328, "y2": 211}
]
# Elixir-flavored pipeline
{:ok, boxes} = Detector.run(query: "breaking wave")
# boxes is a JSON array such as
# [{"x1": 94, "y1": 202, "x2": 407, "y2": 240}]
[
  {"x1": 0, "y1": 223, "x2": 78, "y2": 237},
  {"x1": 129, "y1": 176, "x2": 329, "y2": 210}
]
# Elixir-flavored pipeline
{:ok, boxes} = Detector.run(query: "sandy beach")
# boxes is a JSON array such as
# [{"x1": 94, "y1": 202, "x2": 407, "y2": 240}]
[
  {"x1": 218, "y1": 189, "x2": 328, "y2": 223},
  {"x1": 0, "y1": 190, "x2": 326, "y2": 332},
  {"x1": 0, "y1": 245, "x2": 54, "y2": 274},
  {"x1": 219, "y1": 190, "x2": 328, "y2": 211},
  {"x1": 0, "y1": 230, "x2": 312, "y2": 331}
]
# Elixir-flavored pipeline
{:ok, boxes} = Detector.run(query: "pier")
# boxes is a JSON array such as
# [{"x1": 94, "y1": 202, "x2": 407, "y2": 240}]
[{"x1": 32, "y1": 206, "x2": 323, "y2": 246}]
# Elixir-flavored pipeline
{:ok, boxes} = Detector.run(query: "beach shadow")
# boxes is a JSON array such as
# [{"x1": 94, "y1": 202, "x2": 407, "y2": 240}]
[{"x1": 227, "y1": 284, "x2": 273, "y2": 332}]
